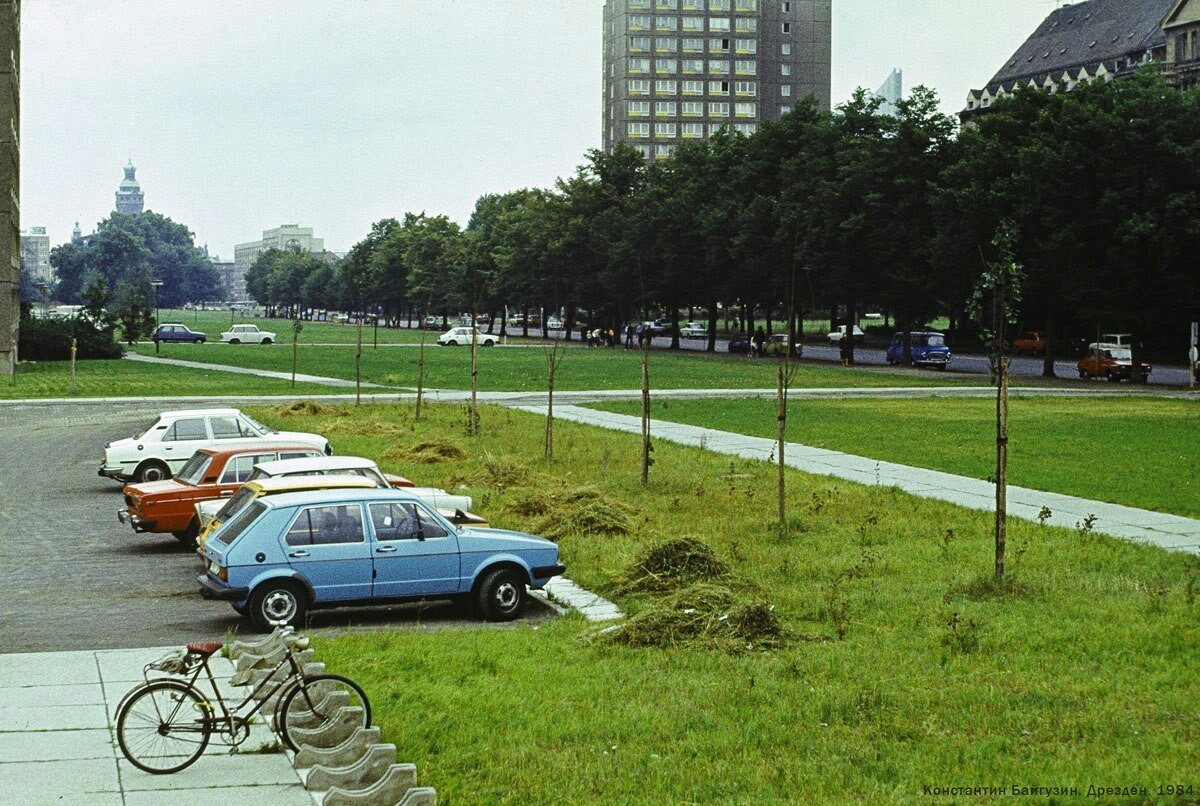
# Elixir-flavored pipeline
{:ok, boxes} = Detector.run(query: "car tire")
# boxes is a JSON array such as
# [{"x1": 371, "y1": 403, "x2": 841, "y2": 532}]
[
  {"x1": 229, "y1": 338, "x2": 241, "y2": 345},
  {"x1": 447, "y1": 340, "x2": 458, "y2": 347},
  {"x1": 1078, "y1": 370, "x2": 1088, "y2": 379},
  {"x1": 248, "y1": 581, "x2": 307, "y2": 631},
  {"x1": 476, "y1": 567, "x2": 527, "y2": 622},
  {"x1": 262, "y1": 338, "x2": 273, "y2": 345},
  {"x1": 1105, "y1": 370, "x2": 1115, "y2": 382},
  {"x1": 135, "y1": 460, "x2": 170, "y2": 483},
  {"x1": 174, "y1": 519, "x2": 200, "y2": 548},
  {"x1": 483, "y1": 339, "x2": 495, "y2": 347},
  {"x1": 193, "y1": 338, "x2": 203, "y2": 344}
]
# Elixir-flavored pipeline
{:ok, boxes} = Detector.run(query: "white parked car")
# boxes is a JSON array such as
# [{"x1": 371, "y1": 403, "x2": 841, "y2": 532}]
[
  {"x1": 680, "y1": 321, "x2": 708, "y2": 339},
  {"x1": 437, "y1": 326, "x2": 496, "y2": 347},
  {"x1": 547, "y1": 316, "x2": 564, "y2": 330},
  {"x1": 98, "y1": 408, "x2": 331, "y2": 483},
  {"x1": 221, "y1": 324, "x2": 276, "y2": 344},
  {"x1": 827, "y1": 325, "x2": 866, "y2": 344}
]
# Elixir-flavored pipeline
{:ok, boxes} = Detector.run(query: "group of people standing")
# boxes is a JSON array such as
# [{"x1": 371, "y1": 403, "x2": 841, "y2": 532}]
[{"x1": 581, "y1": 323, "x2": 658, "y2": 350}]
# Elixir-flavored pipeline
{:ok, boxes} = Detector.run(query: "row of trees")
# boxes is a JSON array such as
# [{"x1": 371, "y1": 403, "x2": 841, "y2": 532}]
[{"x1": 250, "y1": 70, "x2": 1200, "y2": 370}]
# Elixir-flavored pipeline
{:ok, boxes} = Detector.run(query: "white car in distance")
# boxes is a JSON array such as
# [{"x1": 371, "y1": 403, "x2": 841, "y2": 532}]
[
  {"x1": 221, "y1": 324, "x2": 276, "y2": 344},
  {"x1": 437, "y1": 326, "x2": 497, "y2": 347},
  {"x1": 680, "y1": 321, "x2": 708, "y2": 339}
]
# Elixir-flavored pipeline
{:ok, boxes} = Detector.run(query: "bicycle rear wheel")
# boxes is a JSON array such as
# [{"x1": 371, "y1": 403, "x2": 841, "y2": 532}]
[
  {"x1": 117, "y1": 680, "x2": 213, "y2": 774},
  {"x1": 277, "y1": 674, "x2": 371, "y2": 752}
]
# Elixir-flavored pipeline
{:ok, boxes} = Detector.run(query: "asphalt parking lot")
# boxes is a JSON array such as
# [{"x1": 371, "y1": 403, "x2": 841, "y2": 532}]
[{"x1": 0, "y1": 400, "x2": 549, "y2": 653}]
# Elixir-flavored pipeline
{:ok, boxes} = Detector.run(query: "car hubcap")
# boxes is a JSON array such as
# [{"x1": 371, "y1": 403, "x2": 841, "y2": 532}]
[
  {"x1": 495, "y1": 581, "x2": 518, "y2": 611},
  {"x1": 143, "y1": 466, "x2": 165, "y2": 481},
  {"x1": 263, "y1": 590, "x2": 296, "y2": 621}
]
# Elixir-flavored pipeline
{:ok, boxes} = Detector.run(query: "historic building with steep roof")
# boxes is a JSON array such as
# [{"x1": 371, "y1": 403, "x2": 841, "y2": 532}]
[
  {"x1": 115, "y1": 160, "x2": 145, "y2": 213},
  {"x1": 962, "y1": 0, "x2": 1175, "y2": 120}
]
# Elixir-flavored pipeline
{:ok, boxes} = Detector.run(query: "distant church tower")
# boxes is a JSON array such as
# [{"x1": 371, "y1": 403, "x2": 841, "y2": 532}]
[
  {"x1": 71, "y1": 221, "x2": 82, "y2": 244},
  {"x1": 115, "y1": 160, "x2": 144, "y2": 213}
]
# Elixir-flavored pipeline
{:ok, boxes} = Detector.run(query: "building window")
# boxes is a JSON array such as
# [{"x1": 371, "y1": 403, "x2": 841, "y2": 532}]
[
  {"x1": 682, "y1": 0, "x2": 702, "y2": 9},
  {"x1": 682, "y1": 122, "x2": 704, "y2": 138},
  {"x1": 710, "y1": 38, "x2": 730, "y2": 52},
  {"x1": 708, "y1": 122, "x2": 729, "y2": 135},
  {"x1": 781, "y1": 84, "x2": 792, "y2": 97},
  {"x1": 656, "y1": 101, "x2": 678, "y2": 116},
  {"x1": 655, "y1": 79, "x2": 678, "y2": 94},
  {"x1": 735, "y1": 38, "x2": 756, "y2": 54},
  {"x1": 629, "y1": 79, "x2": 651, "y2": 94},
  {"x1": 781, "y1": 43, "x2": 792, "y2": 55},
  {"x1": 628, "y1": 122, "x2": 651, "y2": 138},
  {"x1": 783, "y1": 1, "x2": 791, "y2": 10},
  {"x1": 734, "y1": 81, "x2": 756, "y2": 96},
  {"x1": 735, "y1": 60, "x2": 757, "y2": 75},
  {"x1": 655, "y1": 144, "x2": 675, "y2": 159},
  {"x1": 682, "y1": 58, "x2": 704, "y2": 73},
  {"x1": 627, "y1": 100, "x2": 651, "y2": 116},
  {"x1": 634, "y1": 144, "x2": 652, "y2": 159},
  {"x1": 682, "y1": 16, "x2": 704, "y2": 31},
  {"x1": 709, "y1": 101, "x2": 730, "y2": 116},
  {"x1": 630, "y1": 36, "x2": 650, "y2": 52},
  {"x1": 629, "y1": 0, "x2": 650, "y2": 6},
  {"x1": 709, "y1": 60, "x2": 730, "y2": 74},
  {"x1": 682, "y1": 100, "x2": 704, "y2": 115},
  {"x1": 656, "y1": 0, "x2": 678, "y2": 8},
  {"x1": 655, "y1": 37, "x2": 677, "y2": 51},
  {"x1": 655, "y1": 122, "x2": 678, "y2": 138},
  {"x1": 734, "y1": 123, "x2": 757, "y2": 135},
  {"x1": 656, "y1": 58, "x2": 678, "y2": 74},
  {"x1": 709, "y1": 0, "x2": 730, "y2": 9},
  {"x1": 736, "y1": 0, "x2": 758, "y2": 10},
  {"x1": 630, "y1": 15, "x2": 651, "y2": 30},
  {"x1": 781, "y1": 63, "x2": 791, "y2": 75},
  {"x1": 682, "y1": 37, "x2": 704, "y2": 52},
  {"x1": 655, "y1": 16, "x2": 678, "y2": 30},
  {"x1": 708, "y1": 80, "x2": 730, "y2": 95},
  {"x1": 735, "y1": 101, "x2": 757, "y2": 117},
  {"x1": 735, "y1": 18, "x2": 757, "y2": 33},
  {"x1": 709, "y1": 17, "x2": 731, "y2": 32},
  {"x1": 629, "y1": 58, "x2": 651, "y2": 74},
  {"x1": 682, "y1": 80, "x2": 704, "y2": 95},
  {"x1": 781, "y1": 22, "x2": 791, "y2": 34}
]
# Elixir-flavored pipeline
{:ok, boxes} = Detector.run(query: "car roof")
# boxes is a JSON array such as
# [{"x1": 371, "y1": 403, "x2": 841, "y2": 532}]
[
  {"x1": 248, "y1": 475, "x2": 378, "y2": 493},
  {"x1": 158, "y1": 407, "x2": 242, "y2": 418},
  {"x1": 160, "y1": 322, "x2": 187, "y2": 327},
  {"x1": 259, "y1": 487, "x2": 432, "y2": 510},
  {"x1": 197, "y1": 443, "x2": 322, "y2": 461},
  {"x1": 893, "y1": 331, "x2": 944, "y2": 336},
  {"x1": 253, "y1": 455, "x2": 378, "y2": 475}
]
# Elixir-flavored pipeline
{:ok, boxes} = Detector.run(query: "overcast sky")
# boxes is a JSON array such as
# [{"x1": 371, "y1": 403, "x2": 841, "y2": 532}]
[{"x1": 21, "y1": 0, "x2": 1061, "y2": 258}]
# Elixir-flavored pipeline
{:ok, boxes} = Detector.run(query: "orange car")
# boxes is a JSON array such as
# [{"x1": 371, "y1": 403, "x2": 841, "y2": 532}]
[
  {"x1": 118, "y1": 444, "x2": 324, "y2": 545},
  {"x1": 1012, "y1": 331, "x2": 1046, "y2": 355},
  {"x1": 1077, "y1": 346, "x2": 1151, "y2": 383}
]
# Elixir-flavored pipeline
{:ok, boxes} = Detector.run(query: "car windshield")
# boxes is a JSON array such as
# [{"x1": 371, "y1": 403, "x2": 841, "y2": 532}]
[
  {"x1": 240, "y1": 414, "x2": 272, "y2": 435},
  {"x1": 918, "y1": 334, "x2": 945, "y2": 347},
  {"x1": 135, "y1": 418, "x2": 163, "y2": 439},
  {"x1": 213, "y1": 500, "x2": 267, "y2": 546},
  {"x1": 175, "y1": 453, "x2": 213, "y2": 486},
  {"x1": 214, "y1": 485, "x2": 257, "y2": 523}
]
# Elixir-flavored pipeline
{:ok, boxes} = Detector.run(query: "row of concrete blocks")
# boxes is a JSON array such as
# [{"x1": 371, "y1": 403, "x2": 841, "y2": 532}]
[{"x1": 228, "y1": 630, "x2": 437, "y2": 806}]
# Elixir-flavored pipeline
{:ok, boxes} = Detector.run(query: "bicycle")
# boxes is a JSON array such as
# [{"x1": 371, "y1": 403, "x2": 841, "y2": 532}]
[{"x1": 116, "y1": 626, "x2": 371, "y2": 774}]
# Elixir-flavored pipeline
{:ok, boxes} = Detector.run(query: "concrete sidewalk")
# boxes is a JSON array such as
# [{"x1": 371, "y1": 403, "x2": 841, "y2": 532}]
[
  {"x1": 518, "y1": 404, "x2": 1200, "y2": 556},
  {"x1": 0, "y1": 646, "x2": 312, "y2": 805}
]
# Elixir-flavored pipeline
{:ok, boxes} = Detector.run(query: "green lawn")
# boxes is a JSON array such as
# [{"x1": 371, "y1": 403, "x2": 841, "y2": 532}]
[
  {"x1": 0, "y1": 359, "x2": 339, "y2": 399},
  {"x1": 245, "y1": 402, "x2": 1198, "y2": 803},
  {"x1": 587, "y1": 396, "x2": 1200, "y2": 518}
]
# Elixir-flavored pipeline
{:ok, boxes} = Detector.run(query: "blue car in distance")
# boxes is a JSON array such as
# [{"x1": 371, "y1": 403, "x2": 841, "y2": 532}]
[
  {"x1": 886, "y1": 331, "x2": 952, "y2": 370},
  {"x1": 198, "y1": 488, "x2": 565, "y2": 630},
  {"x1": 153, "y1": 323, "x2": 207, "y2": 344}
]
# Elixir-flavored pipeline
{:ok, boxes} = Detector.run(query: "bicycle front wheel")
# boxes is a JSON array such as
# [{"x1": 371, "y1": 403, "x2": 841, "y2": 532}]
[
  {"x1": 277, "y1": 674, "x2": 371, "y2": 752},
  {"x1": 117, "y1": 680, "x2": 213, "y2": 774}
]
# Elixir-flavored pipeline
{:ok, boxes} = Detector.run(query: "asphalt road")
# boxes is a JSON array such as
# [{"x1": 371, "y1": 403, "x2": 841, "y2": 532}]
[{"x1": 0, "y1": 401, "x2": 549, "y2": 653}]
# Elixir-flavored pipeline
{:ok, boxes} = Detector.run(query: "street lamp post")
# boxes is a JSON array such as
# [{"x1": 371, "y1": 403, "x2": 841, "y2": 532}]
[{"x1": 150, "y1": 280, "x2": 164, "y2": 354}]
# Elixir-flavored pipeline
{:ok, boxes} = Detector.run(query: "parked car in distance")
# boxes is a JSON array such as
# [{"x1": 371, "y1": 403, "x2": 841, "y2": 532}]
[
  {"x1": 118, "y1": 444, "x2": 323, "y2": 545},
  {"x1": 153, "y1": 323, "x2": 207, "y2": 344},
  {"x1": 198, "y1": 488, "x2": 565, "y2": 629},
  {"x1": 826, "y1": 325, "x2": 866, "y2": 344},
  {"x1": 437, "y1": 326, "x2": 496, "y2": 347},
  {"x1": 1097, "y1": 333, "x2": 1133, "y2": 347},
  {"x1": 422, "y1": 315, "x2": 442, "y2": 330},
  {"x1": 1012, "y1": 331, "x2": 1046, "y2": 355},
  {"x1": 727, "y1": 333, "x2": 750, "y2": 354},
  {"x1": 760, "y1": 333, "x2": 800, "y2": 357},
  {"x1": 1077, "y1": 346, "x2": 1150, "y2": 382},
  {"x1": 886, "y1": 332, "x2": 952, "y2": 369},
  {"x1": 680, "y1": 321, "x2": 708, "y2": 339},
  {"x1": 99, "y1": 408, "x2": 331, "y2": 483},
  {"x1": 546, "y1": 316, "x2": 564, "y2": 330},
  {"x1": 221, "y1": 324, "x2": 276, "y2": 344}
]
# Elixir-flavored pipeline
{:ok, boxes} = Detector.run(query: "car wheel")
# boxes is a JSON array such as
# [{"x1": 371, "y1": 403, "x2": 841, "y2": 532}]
[
  {"x1": 1105, "y1": 370, "x2": 1115, "y2": 382},
  {"x1": 483, "y1": 339, "x2": 495, "y2": 347},
  {"x1": 229, "y1": 338, "x2": 241, "y2": 345},
  {"x1": 193, "y1": 338, "x2": 203, "y2": 344},
  {"x1": 447, "y1": 340, "x2": 458, "y2": 346},
  {"x1": 248, "y1": 581, "x2": 306, "y2": 631},
  {"x1": 135, "y1": 460, "x2": 170, "y2": 483},
  {"x1": 173, "y1": 519, "x2": 200, "y2": 548},
  {"x1": 1078, "y1": 370, "x2": 1088, "y2": 379},
  {"x1": 261, "y1": 338, "x2": 273, "y2": 345},
  {"x1": 476, "y1": 567, "x2": 527, "y2": 622}
]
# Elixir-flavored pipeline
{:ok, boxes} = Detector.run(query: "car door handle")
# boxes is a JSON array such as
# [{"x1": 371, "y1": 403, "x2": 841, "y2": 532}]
[
  {"x1": 375, "y1": 546, "x2": 396, "y2": 553},
  {"x1": 220, "y1": 490, "x2": 234, "y2": 496},
  {"x1": 289, "y1": 550, "x2": 310, "y2": 558}
]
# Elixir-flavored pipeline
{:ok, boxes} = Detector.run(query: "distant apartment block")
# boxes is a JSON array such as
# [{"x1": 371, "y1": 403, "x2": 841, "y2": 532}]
[
  {"x1": 20, "y1": 226, "x2": 51, "y2": 284},
  {"x1": 602, "y1": 0, "x2": 831, "y2": 161},
  {"x1": 233, "y1": 225, "x2": 327, "y2": 301}
]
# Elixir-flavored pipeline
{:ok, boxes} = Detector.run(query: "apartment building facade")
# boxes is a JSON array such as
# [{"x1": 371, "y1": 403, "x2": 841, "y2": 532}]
[{"x1": 602, "y1": 0, "x2": 831, "y2": 161}]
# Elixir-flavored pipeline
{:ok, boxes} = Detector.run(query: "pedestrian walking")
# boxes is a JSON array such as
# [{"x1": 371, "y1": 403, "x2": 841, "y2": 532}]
[{"x1": 751, "y1": 326, "x2": 765, "y2": 358}]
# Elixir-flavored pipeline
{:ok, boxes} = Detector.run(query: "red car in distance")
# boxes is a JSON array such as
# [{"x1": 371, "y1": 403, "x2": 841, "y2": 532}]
[{"x1": 118, "y1": 444, "x2": 325, "y2": 546}]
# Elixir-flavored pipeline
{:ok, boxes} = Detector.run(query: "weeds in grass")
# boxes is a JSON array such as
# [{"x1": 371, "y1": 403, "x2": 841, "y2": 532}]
[
  {"x1": 1037, "y1": 506, "x2": 1053, "y2": 526},
  {"x1": 945, "y1": 574, "x2": 1037, "y2": 601},
  {"x1": 818, "y1": 685, "x2": 890, "y2": 726},
  {"x1": 1142, "y1": 581, "x2": 1169, "y2": 613},
  {"x1": 941, "y1": 611, "x2": 981, "y2": 657},
  {"x1": 856, "y1": 513, "x2": 879, "y2": 546},
  {"x1": 1076, "y1": 514, "x2": 1098, "y2": 540},
  {"x1": 940, "y1": 528, "x2": 955, "y2": 559},
  {"x1": 822, "y1": 578, "x2": 850, "y2": 640},
  {"x1": 1185, "y1": 560, "x2": 1198, "y2": 607}
]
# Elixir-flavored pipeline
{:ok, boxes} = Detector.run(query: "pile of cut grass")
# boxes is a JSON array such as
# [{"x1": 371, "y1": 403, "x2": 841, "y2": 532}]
[
  {"x1": 617, "y1": 536, "x2": 731, "y2": 593},
  {"x1": 268, "y1": 400, "x2": 349, "y2": 418},
  {"x1": 384, "y1": 439, "x2": 466, "y2": 464}
]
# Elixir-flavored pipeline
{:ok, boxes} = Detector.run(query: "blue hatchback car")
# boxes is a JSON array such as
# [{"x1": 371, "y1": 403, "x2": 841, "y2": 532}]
[
  {"x1": 198, "y1": 488, "x2": 565, "y2": 630},
  {"x1": 886, "y1": 331, "x2": 952, "y2": 370},
  {"x1": 153, "y1": 323, "x2": 207, "y2": 344}
]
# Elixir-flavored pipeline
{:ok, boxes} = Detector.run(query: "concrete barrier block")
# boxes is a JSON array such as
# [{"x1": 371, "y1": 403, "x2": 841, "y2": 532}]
[
  {"x1": 286, "y1": 690, "x2": 352, "y2": 729},
  {"x1": 294, "y1": 727, "x2": 380, "y2": 769},
  {"x1": 305, "y1": 745, "x2": 402, "y2": 792},
  {"x1": 303, "y1": 662, "x2": 327, "y2": 677},
  {"x1": 321, "y1": 766, "x2": 429, "y2": 806},
  {"x1": 291, "y1": 706, "x2": 365, "y2": 748},
  {"x1": 230, "y1": 628, "x2": 301, "y2": 659},
  {"x1": 398, "y1": 788, "x2": 438, "y2": 806}
]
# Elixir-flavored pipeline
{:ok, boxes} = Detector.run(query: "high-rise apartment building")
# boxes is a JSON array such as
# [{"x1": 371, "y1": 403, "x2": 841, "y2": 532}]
[
  {"x1": 602, "y1": 0, "x2": 831, "y2": 161},
  {"x1": 233, "y1": 225, "x2": 328, "y2": 301},
  {"x1": 20, "y1": 227, "x2": 51, "y2": 284}
]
